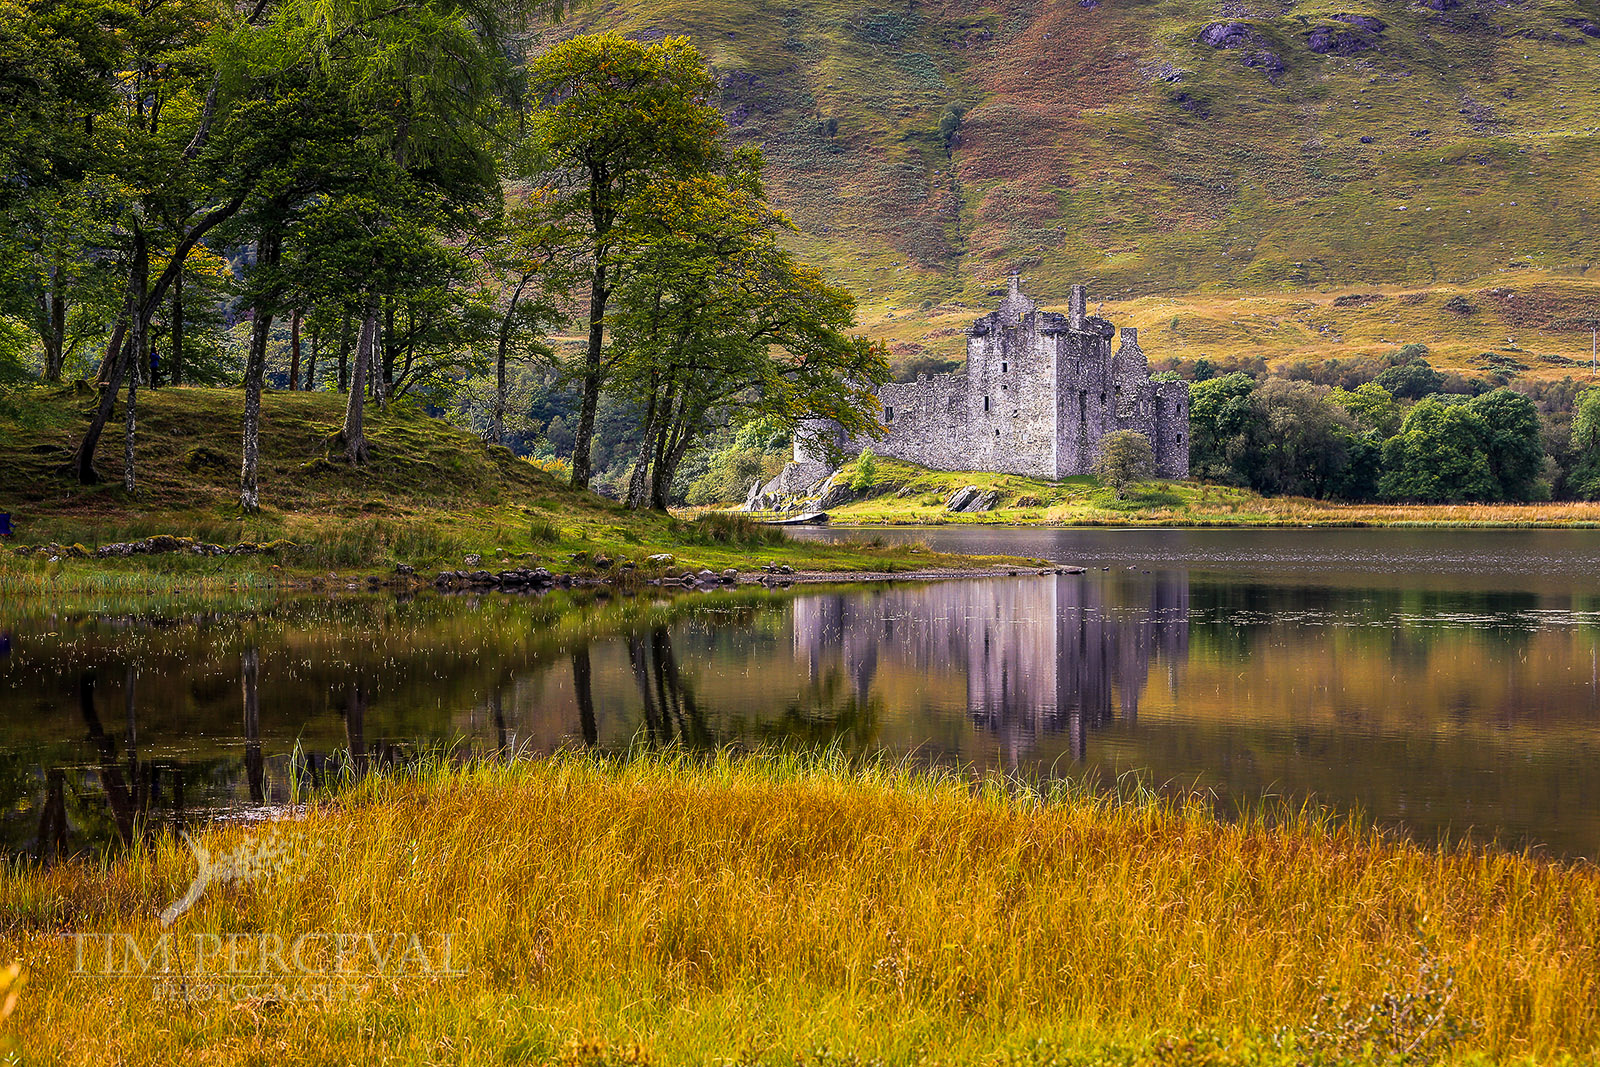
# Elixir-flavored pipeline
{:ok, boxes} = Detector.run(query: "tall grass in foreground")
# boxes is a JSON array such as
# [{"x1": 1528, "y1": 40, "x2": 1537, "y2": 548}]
[{"x1": 3, "y1": 751, "x2": 1598, "y2": 1065}]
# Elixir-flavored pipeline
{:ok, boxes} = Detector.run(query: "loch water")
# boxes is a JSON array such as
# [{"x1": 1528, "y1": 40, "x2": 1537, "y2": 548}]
[{"x1": 5, "y1": 527, "x2": 1600, "y2": 858}]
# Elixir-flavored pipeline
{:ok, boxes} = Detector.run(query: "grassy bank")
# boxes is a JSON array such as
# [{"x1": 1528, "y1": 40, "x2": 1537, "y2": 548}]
[
  {"x1": 1, "y1": 752, "x2": 1596, "y2": 1064},
  {"x1": 0, "y1": 387, "x2": 1027, "y2": 592},
  {"x1": 787, "y1": 456, "x2": 1600, "y2": 528}
]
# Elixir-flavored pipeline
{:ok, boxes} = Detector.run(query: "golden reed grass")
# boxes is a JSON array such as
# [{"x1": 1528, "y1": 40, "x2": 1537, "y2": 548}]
[{"x1": 2, "y1": 751, "x2": 1597, "y2": 1065}]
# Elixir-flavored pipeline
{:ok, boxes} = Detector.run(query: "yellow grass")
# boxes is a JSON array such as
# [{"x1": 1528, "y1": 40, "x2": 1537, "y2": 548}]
[{"x1": 2, "y1": 751, "x2": 1597, "y2": 1064}]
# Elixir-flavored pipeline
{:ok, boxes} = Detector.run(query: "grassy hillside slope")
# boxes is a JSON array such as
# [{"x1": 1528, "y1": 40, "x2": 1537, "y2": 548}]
[
  {"x1": 546, "y1": 0, "x2": 1600, "y2": 372},
  {"x1": 0, "y1": 388, "x2": 1007, "y2": 582}
]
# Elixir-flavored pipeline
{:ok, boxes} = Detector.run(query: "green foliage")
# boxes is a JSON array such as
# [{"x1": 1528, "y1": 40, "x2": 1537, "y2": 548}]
[
  {"x1": 1093, "y1": 431, "x2": 1156, "y2": 498},
  {"x1": 1187, "y1": 373, "x2": 1259, "y2": 486},
  {"x1": 1571, "y1": 387, "x2": 1600, "y2": 500},
  {"x1": 850, "y1": 448, "x2": 878, "y2": 492},
  {"x1": 1387, "y1": 343, "x2": 1432, "y2": 367},
  {"x1": 1332, "y1": 382, "x2": 1403, "y2": 438},
  {"x1": 937, "y1": 103, "x2": 965, "y2": 152},
  {"x1": 1374, "y1": 360, "x2": 1444, "y2": 401},
  {"x1": 1379, "y1": 398, "x2": 1497, "y2": 503},
  {"x1": 521, "y1": 32, "x2": 728, "y2": 488},
  {"x1": 1468, "y1": 388, "x2": 1546, "y2": 502},
  {"x1": 685, "y1": 435, "x2": 783, "y2": 506},
  {"x1": 1300, "y1": 939, "x2": 1477, "y2": 1067},
  {"x1": 1191, "y1": 375, "x2": 1386, "y2": 501}
]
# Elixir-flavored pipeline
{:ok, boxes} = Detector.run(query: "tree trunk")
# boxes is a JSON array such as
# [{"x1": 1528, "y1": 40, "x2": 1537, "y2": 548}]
[
  {"x1": 341, "y1": 298, "x2": 376, "y2": 464},
  {"x1": 239, "y1": 311, "x2": 273, "y2": 510},
  {"x1": 304, "y1": 324, "x2": 318, "y2": 391},
  {"x1": 170, "y1": 272, "x2": 183, "y2": 386},
  {"x1": 139, "y1": 316, "x2": 152, "y2": 386},
  {"x1": 86, "y1": 230, "x2": 148, "y2": 489},
  {"x1": 337, "y1": 313, "x2": 351, "y2": 391},
  {"x1": 75, "y1": 193, "x2": 247, "y2": 479},
  {"x1": 570, "y1": 261, "x2": 607, "y2": 489},
  {"x1": 370, "y1": 309, "x2": 387, "y2": 410},
  {"x1": 288, "y1": 308, "x2": 301, "y2": 391},
  {"x1": 94, "y1": 308, "x2": 128, "y2": 386},
  {"x1": 122, "y1": 350, "x2": 138, "y2": 493},
  {"x1": 381, "y1": 302, "x2": 396, "y2": 396},
  {"x1": 624, "y1": 375, "x2": 660, "y2": 509},
  {"x1": 239, "y1": 233, "x2": 281, "y2": 512},
  {"x1": 43, "y1": 274, "x2": 66, "y2": 382},
  {"x1": 491, "y1": 276, "x2": 527, "y2": 446},
  {"x1": 650, "y1": 410, "x2": 698, "y2": 512},
  {"x1": 74, "y1": 298, "x2": 134, "y2": 481}
]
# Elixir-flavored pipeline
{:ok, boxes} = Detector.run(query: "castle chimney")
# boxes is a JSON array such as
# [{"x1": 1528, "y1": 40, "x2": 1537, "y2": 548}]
[
  {"x1": 1008, "y1": 273, "x2": 1022, "y2": 298},
  {"x1": 1069, "y1": 285, "x2": 1087, "y2": 329},
  {"x1": 1121, "y1": 327, "x2": 1139, "y2": 345}
]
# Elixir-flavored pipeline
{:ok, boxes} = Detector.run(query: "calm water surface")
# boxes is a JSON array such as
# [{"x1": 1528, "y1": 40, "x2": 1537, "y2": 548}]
[{"x1": 5, "y1": 527, "x2": 1600, "y2": 858}]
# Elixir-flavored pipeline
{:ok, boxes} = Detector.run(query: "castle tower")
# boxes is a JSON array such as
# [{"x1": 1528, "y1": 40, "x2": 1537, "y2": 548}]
[
  {"x1": 1068, "y1": 285, "x2": 1087, "y2": 330},
  {"x1": 1111, "y1": 328, "x2": 1148, "y2": 419}
]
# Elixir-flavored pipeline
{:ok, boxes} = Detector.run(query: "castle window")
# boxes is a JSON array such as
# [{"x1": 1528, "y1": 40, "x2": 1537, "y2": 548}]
[
  {"x1": 1001, "y1": 361, "x2": 1008, "y2": 372},
  {"x1": 1176, "y1": 434, "x2": 1184, "y2": 443},
  {"x1": 995, "y1": 428, "x2": 1000, "y2": 437},
  {"x1": 1100, "y1": 394, "x2": 1106, "y2": 404},
  {"x1": 983, "y1": 395, "x2": 990, "y2": 412},
  {"x1": 884, "y1": 406, "x2": 894, "y2": 423}
]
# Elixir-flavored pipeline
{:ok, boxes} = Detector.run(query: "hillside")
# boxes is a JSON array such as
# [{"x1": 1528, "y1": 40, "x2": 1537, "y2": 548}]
[
  {"x1": 546, "y1": 0, "x2": 1600, "y2": 373},
  {"x1": 0, "y1": 389, "x2": 1001, "y2": 580}
]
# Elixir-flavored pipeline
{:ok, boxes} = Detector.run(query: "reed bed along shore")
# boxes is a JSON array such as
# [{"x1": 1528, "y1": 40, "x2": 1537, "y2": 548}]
[{"x1": 2, "y1": 752, "x2": 1597, "y2": 1065}]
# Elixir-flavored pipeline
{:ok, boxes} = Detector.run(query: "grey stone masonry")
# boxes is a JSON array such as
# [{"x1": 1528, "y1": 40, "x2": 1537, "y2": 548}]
[{"x1": 788, "y1": 277, "x2": 1189, "y2": 482}]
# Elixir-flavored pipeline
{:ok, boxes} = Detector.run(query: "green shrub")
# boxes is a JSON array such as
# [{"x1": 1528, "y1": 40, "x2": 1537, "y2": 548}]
[{"x1": 849, "y1": 449, "x2": 878, "y2": 493}]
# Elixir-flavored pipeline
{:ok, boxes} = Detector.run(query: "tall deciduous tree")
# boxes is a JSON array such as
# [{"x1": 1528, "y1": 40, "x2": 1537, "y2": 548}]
[
  {"x1": 522, "y1": 32, "x2": 725, "y2": 490},
  {"x1": 279, "y1": 0, "x2": 515, "y2": 465},
  {"x1": 607, "y1": 155, "x2": 888, "y2": 510}
]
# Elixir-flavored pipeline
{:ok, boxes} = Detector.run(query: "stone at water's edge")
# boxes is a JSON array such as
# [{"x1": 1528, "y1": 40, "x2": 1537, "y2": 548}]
[
  {"x1": 816, "y1": 473, "x2": 854, "y2": 510},
  {"x1": 763, "y1": 512, "x2": 829, "y2": 525},
  {"x1": 945, "y1": 486, "x2": 981, "y2": 512}
]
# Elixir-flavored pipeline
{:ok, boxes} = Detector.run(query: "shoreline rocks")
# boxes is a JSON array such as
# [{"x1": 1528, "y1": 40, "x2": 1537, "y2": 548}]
[{"x1": 13, "y1": 535, "x2": 298, "y2": 560}]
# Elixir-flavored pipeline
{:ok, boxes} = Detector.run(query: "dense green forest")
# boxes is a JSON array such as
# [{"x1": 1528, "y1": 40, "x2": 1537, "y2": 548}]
[{"x1": 1165, "y1": 348, "x2": 1600, "y2": 503}]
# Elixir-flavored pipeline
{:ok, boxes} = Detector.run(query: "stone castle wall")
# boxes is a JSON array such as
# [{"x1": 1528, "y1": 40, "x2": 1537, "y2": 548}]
[{"x1": 788, "y1": 279, "x2": 1189, "y2": 486}]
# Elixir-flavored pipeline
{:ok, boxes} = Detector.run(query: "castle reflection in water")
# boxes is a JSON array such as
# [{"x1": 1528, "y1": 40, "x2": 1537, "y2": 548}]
[{"x1": 789, "y1": 574, "x2": 1190, "y2": 762}]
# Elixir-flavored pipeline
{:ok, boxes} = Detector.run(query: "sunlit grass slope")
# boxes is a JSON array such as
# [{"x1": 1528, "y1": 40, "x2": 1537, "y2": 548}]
[
  {"x1": 2, "y1": 752, "x2": 1598, "y2": 1064},
  {"x1": 808, "y1": 456, "x2": 1600, "y2": 525},
  {"x1": 0, "y1": 388, "x2": 1010, "y2": 584},
  {"x1": 547, "y1": 0, "x2": 1600, "y2": 371}
]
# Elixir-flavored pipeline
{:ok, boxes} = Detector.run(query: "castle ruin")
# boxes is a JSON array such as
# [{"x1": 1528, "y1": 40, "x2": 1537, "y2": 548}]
[{"x1": 769, "y1": 278, "x2": 1189, "y2": 495}]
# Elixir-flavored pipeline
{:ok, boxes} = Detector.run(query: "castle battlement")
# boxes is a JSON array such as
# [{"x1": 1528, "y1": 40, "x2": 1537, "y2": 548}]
[{"x1": 789, "y1": 279, "x2": 1189, "y2": 483}]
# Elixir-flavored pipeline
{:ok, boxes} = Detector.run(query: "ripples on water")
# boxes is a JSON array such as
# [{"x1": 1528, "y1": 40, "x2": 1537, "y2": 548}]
[{"x1": 5, "y1": 527, "x2": 1600, "y2": 859}]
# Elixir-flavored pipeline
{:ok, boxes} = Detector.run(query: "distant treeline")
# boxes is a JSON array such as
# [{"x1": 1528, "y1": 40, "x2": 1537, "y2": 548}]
[{"x1": 1154, "y1": 345, "x2": 1600, "y2": 502}]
